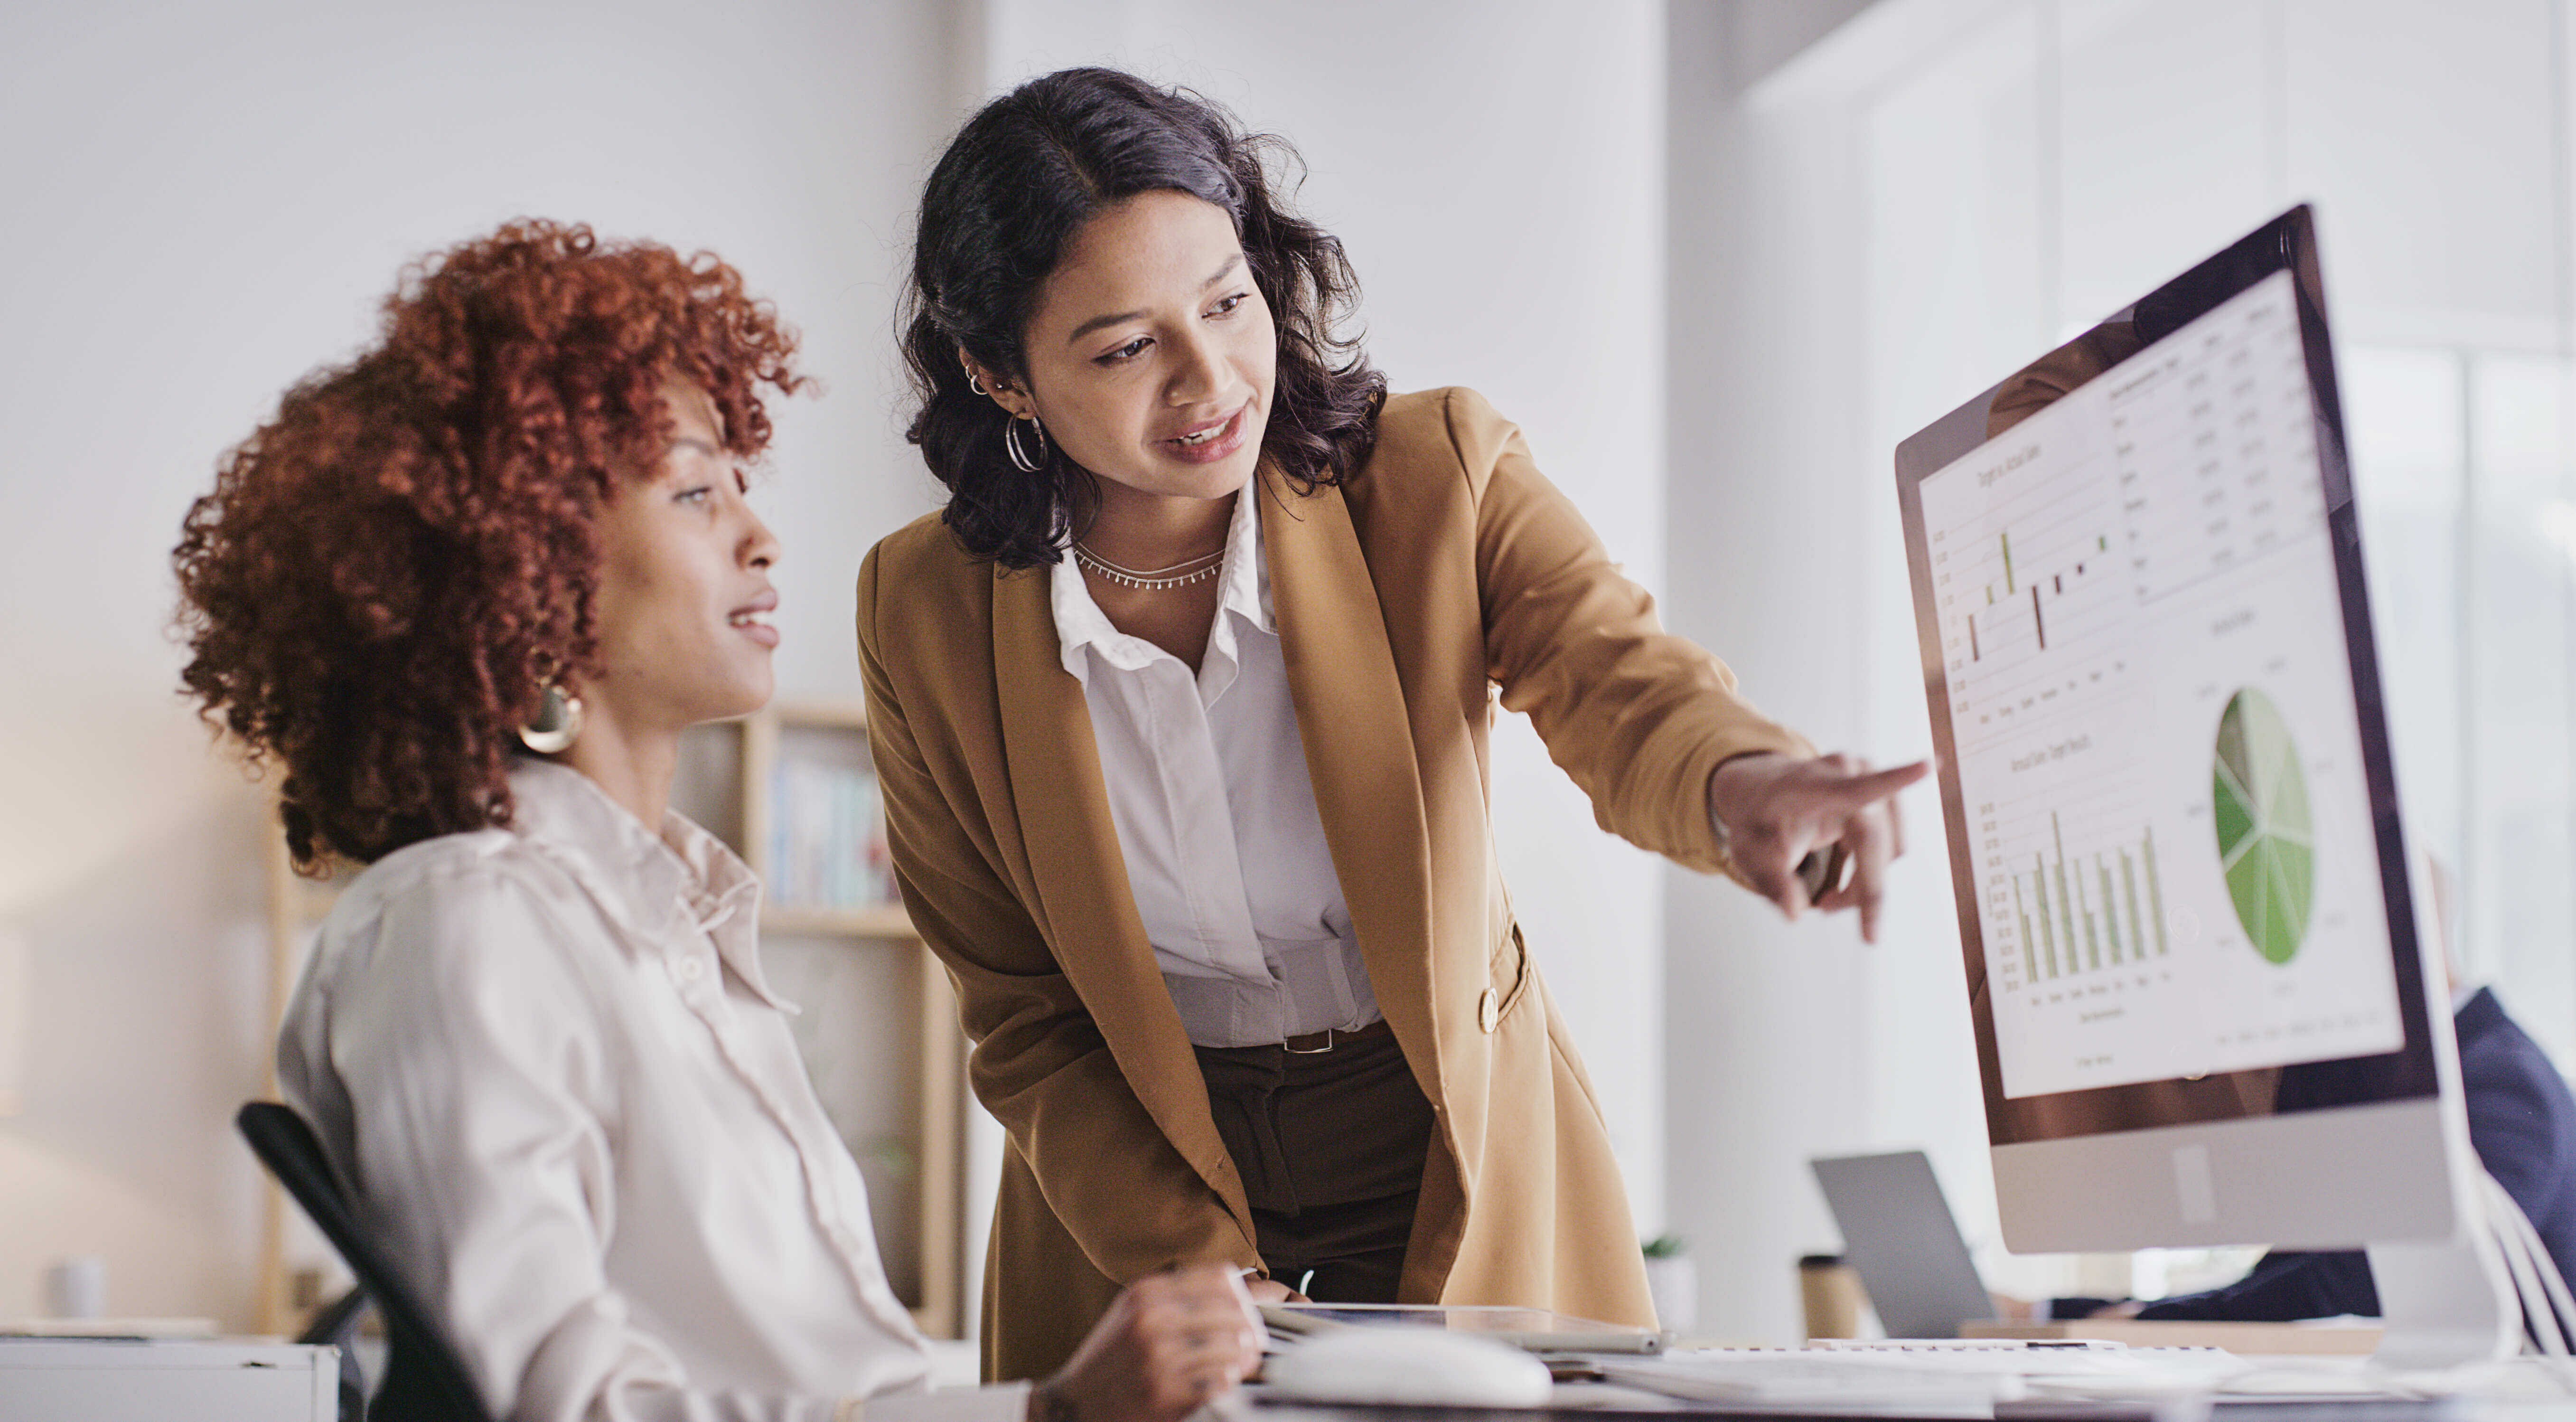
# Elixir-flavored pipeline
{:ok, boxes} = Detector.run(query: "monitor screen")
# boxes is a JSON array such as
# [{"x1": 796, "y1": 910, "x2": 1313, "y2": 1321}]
[{"x1": 1896, "y1": 207, "x2": 2440, "y2": 1162}]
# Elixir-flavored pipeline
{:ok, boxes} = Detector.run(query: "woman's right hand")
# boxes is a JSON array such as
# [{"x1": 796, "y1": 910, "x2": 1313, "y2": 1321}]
[
  {"x1": 1030, "y1": 1263, "x2": 1265, "y2": 1422},
  {"x1": 1708, "y1": 751, "x2": 1932, "y2": 944}
]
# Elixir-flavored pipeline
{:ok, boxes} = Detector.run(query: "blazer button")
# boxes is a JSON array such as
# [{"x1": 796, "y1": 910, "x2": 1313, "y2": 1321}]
[{"x1": 1478, "y1": 988, "x2": 1500, "y2": 1033}]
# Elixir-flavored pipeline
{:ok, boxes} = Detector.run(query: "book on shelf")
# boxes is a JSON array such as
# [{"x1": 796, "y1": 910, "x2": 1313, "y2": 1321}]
[{"x1": 767, "y1": 760, "x2": 895, "y2": 910}]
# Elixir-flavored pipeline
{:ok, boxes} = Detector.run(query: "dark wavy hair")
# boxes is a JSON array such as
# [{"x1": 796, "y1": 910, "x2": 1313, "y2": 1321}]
[
  {"x1": 172, "y1": 219, "x2": 806, "y2": 869},
  {"x1": 901, "y1": 66, "x2": 1386, "y2": 567}
]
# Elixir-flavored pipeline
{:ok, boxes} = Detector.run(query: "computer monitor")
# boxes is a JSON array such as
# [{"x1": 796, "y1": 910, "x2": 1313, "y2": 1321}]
[{"x1": 1892, "y1": 207, "x2": 2484, "y2": 1269}]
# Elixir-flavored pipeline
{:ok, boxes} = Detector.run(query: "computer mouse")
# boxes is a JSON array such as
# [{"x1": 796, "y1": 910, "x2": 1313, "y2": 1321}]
[{"x1": 1261, "y1": 1325, "x2": 1556, "y2": 1408}]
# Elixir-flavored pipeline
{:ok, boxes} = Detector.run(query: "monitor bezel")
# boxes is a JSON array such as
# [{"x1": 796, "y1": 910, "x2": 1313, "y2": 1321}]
[{"x1": 1893, "y1": 204, "x2": 2441, "y2": 1151}]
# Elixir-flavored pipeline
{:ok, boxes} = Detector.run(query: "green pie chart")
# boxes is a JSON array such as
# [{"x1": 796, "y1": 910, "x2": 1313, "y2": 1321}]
[{"x1": 2212, "y1": 687, "x2": 2314, "y2": 965}]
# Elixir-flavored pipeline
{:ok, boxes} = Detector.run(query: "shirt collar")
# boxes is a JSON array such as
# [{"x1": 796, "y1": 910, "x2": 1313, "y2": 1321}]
[
  {"x1": 503, "y1": 757, "x2": 791, "y2": 1011},
  {"x1": 1049, "y1": 485, "x2": 1273, "y2": 681},
  {"x1": 1216, "y1": 482, "x2": 1272, "y2": 635},
  {"x1": 1049, "y1": 543, "x2": 1125, "y2": 679}
]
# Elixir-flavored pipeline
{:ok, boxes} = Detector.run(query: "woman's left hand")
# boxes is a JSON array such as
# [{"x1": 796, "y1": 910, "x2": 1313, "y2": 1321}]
[
  {"x1": 1707, "y1": 752, "x2": 1931, "y2": 943},
  {"x1": 1033, "y1": 1263, "x2": 1265, "y2": 1422},
  {"x1": 1243, "y1": 1277, "x2": 1310, "y2": 1305}
]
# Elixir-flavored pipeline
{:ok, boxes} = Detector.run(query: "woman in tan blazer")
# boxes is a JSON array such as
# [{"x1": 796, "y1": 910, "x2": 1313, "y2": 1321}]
[{"x1": 858, "y1": 68, "x2": 1927, "y2": 1383}]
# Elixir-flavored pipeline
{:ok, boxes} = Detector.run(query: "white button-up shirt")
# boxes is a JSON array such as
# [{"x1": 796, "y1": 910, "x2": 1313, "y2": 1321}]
[
  {"x1": 280, "y1": 759, "x2": 1024, "y2": 1422},
  {"x1": 1051, "y1": 488, "x2": 1379, "y2": 1048}
]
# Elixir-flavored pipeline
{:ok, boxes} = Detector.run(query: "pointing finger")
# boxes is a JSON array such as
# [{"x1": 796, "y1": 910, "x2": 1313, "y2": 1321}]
[
  {"x1": 1854, "y1": 804, "x2": 1894, "y2": 943},
  {"x1": 1832, "y1": 759, "x2": 1932, "y2": 806}
]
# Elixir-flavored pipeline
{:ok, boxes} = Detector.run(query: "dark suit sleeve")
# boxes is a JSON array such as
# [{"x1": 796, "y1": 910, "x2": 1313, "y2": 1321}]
[
  {"x1": 2456, "y1": 988, "x2": 2576, "y2": 1284},
  {"x1": 2128, "y1": 1250, "x2": 2379, "y2": 1321}
]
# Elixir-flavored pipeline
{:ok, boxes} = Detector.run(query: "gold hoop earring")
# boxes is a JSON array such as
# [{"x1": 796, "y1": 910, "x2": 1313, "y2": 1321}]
[
  {"x1": 518, "y1": 682, "x2": 584, "y2": 755},
  {"x1": 1004, "y1": 415, "x2": 1049, "y2": 474}
]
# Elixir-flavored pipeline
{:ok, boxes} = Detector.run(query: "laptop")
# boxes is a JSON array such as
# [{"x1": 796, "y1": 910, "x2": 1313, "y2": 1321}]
[{"x1": 1810, "y1": 1150, "x2": 1995, "y2": 1339}]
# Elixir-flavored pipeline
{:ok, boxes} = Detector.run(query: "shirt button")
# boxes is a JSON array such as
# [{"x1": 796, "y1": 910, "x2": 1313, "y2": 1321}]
[
  {"x1": 1478, "y1": 988, "x2": 1500, "y2": 1033},
  {"x1": 677, "y1": 957, "x2": 707, "y2": 981}
]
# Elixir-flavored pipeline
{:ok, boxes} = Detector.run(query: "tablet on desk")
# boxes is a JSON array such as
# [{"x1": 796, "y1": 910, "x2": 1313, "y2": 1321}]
[{"x1": 1260, "y1": 1302, "x2": 1665, "y2": 1354}]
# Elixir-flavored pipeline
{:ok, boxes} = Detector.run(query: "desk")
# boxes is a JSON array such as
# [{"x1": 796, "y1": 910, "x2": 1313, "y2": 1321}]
[
  {"x1": 1250, "y1": 1344, "x2": 2576, "y2": 1422},
  {"x1": 1255, "y1": 1394, "x2": 2525, "y2": 1422},
  {"x1": 0, "y1": 1337, "x2": 338, "y2": 1421}
]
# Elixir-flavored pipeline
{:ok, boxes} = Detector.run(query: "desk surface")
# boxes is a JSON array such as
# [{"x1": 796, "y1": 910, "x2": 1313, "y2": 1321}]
[
  {"x1": 0, "y1": 1338, "x2": 337, "y2": 1422},
  {"x1": 1253, "y1": 1394, "x2": 2512, "y2": 1422},
  {"x1": 1248, "y1": 1343, "x2": 2576, "y2": 1422}
]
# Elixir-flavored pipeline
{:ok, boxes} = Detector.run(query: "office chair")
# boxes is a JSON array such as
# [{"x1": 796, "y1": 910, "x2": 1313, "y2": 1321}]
[{"x1": 237, "y1": 1102, "x2": 494, "y2": 1422}]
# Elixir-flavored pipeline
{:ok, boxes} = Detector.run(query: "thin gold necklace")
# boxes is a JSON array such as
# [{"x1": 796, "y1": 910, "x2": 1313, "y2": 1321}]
[{"x1": 1072, "y1": 541, "x2": 1226, "y2": 591}]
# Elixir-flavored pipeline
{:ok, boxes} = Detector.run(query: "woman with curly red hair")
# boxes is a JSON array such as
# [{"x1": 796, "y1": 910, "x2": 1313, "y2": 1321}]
[{"x1": 175, "y1": 219, "x2": 1258, "y2": 1422}]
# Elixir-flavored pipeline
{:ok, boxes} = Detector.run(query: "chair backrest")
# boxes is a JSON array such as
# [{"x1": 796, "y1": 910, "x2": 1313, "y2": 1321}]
[{"x1": 237, "y1": 1102, "x2": 495, "y2": 1422}]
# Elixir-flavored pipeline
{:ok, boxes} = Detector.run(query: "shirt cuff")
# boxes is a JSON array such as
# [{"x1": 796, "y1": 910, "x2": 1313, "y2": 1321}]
[{"x1": 862, "y1": 1381, "x2": 1033, "y2": 1422}]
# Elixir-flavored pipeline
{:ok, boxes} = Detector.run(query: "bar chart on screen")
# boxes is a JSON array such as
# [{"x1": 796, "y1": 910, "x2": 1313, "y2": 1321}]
[
  {"x1": 1927, "y1": 433, "x2": 2136, "y2": 750},
  {"x1": 1995, "y1": 813, "x2": 2170, "y2": 989},
  {"x1": 1967, "y1": 688, "x2": 2181, "y2": 1016}
]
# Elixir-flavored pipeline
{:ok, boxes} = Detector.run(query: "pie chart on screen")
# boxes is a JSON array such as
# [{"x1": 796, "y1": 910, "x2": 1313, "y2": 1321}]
[{"x1": 2213, "y1": 687, "x2": 2314, "y2": 966}]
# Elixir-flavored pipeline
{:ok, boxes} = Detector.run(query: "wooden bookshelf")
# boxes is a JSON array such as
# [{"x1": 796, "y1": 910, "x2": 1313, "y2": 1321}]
[
  {"x1": 253, "y1": 831, "x2": 359, "y2": 1336},
  {"x1": 677, "y1": 700, "x2": 970, "y2": 1340},
  {"x1": 759, "y1": 903, "x2": 919, "y2": 938},
  {"x1": 253, "y1": 821, "x2": 308, "y2": 1338},
  {"x1": 257, "y1": 701, "x2": 973, "y2": 1340}
]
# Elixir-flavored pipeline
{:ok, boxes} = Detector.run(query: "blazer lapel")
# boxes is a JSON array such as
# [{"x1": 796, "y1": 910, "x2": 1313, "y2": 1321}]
[
  {"x1": 986, "y1": 563, "x2": 1246, "y2": 1218},
  {"x1": 1260, "y1": 472, "x2": 1442, "y2": 1067}
]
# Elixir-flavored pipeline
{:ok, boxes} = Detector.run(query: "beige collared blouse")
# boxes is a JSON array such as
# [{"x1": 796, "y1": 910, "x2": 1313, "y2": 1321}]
[{"x1": 280, "y1": 758, "x2": 1023, "y2": 1422}]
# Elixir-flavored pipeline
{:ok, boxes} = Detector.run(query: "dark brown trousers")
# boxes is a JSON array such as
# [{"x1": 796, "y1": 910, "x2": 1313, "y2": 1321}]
[{"x1": 1193, "y1": 1019, "x2": 1437, "y2": 1302}]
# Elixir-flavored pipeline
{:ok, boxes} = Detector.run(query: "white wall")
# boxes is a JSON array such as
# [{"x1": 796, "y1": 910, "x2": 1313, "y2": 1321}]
[
  {"x1": 1665, "y1": 0, "x2": 1903, "y2": 1344},
  {"x1": 974, "y1": 0, "x2": 1677, "y2": 1236},
  {"x1": 1669, "y1": 0, "x2": 2576, "y2": 1341},
  {"x1": 0, "y1": 0, "x2": 968, "y2": 1327}
]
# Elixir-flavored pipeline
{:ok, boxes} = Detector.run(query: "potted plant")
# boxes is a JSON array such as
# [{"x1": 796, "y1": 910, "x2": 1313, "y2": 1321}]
[{"x1": 1640, "y1": 1234, "x2": 1695, "y2": 1335}]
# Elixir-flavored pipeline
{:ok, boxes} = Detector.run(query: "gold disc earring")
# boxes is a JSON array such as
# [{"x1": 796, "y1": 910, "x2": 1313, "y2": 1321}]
[{"x1": 518, "y1": 682, "x2": 584, "y2": 755}]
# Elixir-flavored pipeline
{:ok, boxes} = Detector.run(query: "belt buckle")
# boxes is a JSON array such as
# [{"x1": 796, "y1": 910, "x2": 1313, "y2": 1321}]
[{"x1": 1283, "y1": 1028, "x2": 1335, "y2": 1055}]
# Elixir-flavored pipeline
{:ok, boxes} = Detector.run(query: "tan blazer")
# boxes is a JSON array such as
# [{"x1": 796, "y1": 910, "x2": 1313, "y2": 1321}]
[{"x1": 855, "y1": 388, "x2": 1810, "y2": 1381}]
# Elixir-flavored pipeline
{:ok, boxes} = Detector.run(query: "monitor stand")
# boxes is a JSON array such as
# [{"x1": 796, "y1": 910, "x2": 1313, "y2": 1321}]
[{"x1": 2368, "y1": 1227, "x2": 2523, "y2": 1367}]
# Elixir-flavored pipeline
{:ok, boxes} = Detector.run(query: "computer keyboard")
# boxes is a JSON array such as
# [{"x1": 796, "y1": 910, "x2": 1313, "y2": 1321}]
[
  {"x1": 1593, "y1": 1350, "x2": 2005, "y2": 1415},
  {"x1": 1598, "y1": 1343, "x2": 2576, "y2": 1413},
  {"x1": 1597, "y1": 1342, "x2": 2261, "y2": 1414}
]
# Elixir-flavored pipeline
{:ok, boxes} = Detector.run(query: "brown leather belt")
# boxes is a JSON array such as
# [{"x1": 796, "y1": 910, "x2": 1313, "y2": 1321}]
[{"x1": 1281, "y1": 1017, "x2": 1392, "y2": 1055}]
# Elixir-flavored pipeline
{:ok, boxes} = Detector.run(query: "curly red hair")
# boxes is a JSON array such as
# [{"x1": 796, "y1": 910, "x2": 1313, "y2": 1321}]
[{"x1": 174, "y1": 219, "x2": 806, "y2": 868}]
